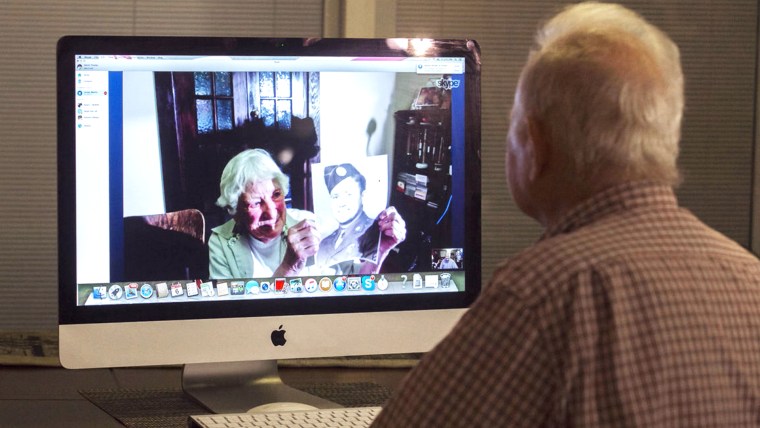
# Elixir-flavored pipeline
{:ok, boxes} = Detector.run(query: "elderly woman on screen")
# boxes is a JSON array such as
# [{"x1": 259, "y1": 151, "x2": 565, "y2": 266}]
[{"x1": 208, "y1": 149, "x2": 320, "y2": 279}]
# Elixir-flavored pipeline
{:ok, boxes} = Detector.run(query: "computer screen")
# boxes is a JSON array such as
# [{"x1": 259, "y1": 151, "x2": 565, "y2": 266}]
[{"x1": 57, "y1": 36, "x2": 481, "y2": 412}]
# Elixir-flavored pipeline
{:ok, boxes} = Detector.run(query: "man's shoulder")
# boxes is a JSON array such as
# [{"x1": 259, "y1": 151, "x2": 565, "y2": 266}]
[
  {"x1": 494, "y1": 214, "x2": 629, "y2": 277},
  {"x1": 492, "y1": 205, "x2": 759, "y2": 304},
  {"x1": 490, "y1": 235, "x2": 585, "y2": 303}
]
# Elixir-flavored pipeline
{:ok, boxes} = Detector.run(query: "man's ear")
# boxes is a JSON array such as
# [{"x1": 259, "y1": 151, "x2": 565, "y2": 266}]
[{"x1": 526, "y1": 116, "x2": 550, "y2": 182}]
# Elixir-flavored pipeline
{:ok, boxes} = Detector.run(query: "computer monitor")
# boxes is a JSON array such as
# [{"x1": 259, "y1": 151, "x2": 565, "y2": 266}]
[{"x1": 57, "y1": 35, "x2": 481, "y2": 413}]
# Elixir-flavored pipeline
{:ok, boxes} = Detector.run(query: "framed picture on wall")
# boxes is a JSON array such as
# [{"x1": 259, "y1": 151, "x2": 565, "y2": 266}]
[{"x1": 413, "y1": 86, "x2": 450, "y2": 110}]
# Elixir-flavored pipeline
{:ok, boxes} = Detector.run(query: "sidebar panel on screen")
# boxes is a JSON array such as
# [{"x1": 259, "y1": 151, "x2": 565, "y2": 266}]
[{"x1": 108, "y1": 72, "x2": 124, "y2": 282}]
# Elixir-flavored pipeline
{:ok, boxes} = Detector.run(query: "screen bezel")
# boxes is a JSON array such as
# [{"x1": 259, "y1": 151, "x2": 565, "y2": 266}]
[{"x1": 57, "y1": 36, "x2": 481, "y2": 326}]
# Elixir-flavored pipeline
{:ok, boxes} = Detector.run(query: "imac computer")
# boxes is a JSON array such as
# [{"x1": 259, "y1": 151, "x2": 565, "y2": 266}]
[{"x1": 57, "y1": 35, "x2": 481, "y2": 413}]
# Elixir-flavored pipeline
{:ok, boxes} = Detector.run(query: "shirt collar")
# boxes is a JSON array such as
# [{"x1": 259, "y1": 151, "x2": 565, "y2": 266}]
[{"x1": 542, "y1": 181, "x2": 679, "y2": 240}]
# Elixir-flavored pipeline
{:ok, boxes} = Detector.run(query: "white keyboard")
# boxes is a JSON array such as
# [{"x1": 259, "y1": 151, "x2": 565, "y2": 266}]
[{"x1": 188, "y1": 406, "x2": 381, "y2": 428}]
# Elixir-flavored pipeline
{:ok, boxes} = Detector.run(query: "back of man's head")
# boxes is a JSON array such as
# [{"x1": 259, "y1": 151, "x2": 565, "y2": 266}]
[{"x1": 519, "y1": 2, "x2": 684, "y2": 188}]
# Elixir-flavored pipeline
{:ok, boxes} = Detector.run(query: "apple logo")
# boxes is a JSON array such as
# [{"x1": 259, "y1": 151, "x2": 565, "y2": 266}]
[{"x1": 271, "y1": 325, "x2": 287, "y2": 346}]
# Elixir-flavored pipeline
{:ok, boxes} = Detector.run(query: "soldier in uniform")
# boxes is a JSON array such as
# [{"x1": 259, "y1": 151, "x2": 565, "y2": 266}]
[{"x1": 317, "y1": 163, "x2": 381, "y2": 273}]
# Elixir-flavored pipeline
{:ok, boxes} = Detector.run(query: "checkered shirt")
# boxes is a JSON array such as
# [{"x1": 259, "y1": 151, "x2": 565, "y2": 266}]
[{"x1": 372, "y1": 181, "x2": 760, "y2": 427}]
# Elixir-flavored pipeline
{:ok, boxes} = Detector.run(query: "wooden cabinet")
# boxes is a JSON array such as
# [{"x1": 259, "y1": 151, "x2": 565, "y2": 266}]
[{"x1": 387, "y1": 108, "x2": 453, "y2": 271}]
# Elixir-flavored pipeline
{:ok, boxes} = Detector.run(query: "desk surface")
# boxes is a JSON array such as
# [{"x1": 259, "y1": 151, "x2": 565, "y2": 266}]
[{"x1": 0, "y1": 365, "x2": 410, "y2": 427}]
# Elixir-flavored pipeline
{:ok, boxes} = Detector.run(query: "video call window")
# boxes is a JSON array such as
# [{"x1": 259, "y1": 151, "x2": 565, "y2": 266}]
[{"x1": 73, "y1": 55, "x2": 470, "y2": 307}]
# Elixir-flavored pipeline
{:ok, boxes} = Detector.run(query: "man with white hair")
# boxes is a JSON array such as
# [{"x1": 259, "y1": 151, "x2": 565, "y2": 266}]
[{"x1": 373, "y1": 2, "x2": 760, "y2": 426}]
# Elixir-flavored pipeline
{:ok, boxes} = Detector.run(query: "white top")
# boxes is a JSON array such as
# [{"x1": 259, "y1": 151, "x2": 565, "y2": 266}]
[{"x1": 247, "y1": 234, "x2": 282, "y2": 277}]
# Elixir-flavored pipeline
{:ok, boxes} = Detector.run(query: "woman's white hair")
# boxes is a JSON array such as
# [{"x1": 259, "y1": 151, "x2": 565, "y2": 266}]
[
  {"x1": 216, "y1": 148, "x2": 290, "y2": 215},
  {"x1": 520, "y1": 1, "x2": 684, "y2": 185}
]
